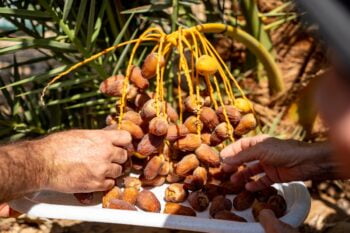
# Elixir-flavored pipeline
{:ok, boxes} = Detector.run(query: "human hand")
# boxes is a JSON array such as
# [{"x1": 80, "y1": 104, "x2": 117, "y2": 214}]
[
  {"x1": 220, "y1": 135, "x2": 330, "y2": 191},
  {"x1": 34, "y1": 129, "x2": 131, "y2": 193},
  {"x1": 259, "y1": 209, "x2": 298, "y2": 233}
]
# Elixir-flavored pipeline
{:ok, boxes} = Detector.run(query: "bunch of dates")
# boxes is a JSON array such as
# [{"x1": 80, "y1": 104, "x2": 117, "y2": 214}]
[{"x1": 74, "y1": 53, "x2": 287, "y2": 222}]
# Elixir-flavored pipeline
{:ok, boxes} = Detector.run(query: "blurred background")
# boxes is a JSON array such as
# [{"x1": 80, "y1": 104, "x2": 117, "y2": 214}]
[{"x1": 0, "y1": 0, "x2": 348, "y2": 232}]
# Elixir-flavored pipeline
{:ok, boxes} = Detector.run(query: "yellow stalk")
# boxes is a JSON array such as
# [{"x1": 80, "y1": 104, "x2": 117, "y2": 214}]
[
  {"x1": 213, "y1": 76, "x2": 234, "y2": 141},
  {"x1": 192, "y1": 23, "x2": 284, "y2": 95}
]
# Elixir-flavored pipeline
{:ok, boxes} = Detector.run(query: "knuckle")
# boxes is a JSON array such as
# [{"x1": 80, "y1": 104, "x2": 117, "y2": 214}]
[
  {"x1": 117, "y1": 130, "x2": 132, "y2": 141},
  {"x1": 90, "y1": 180, "x2": 104, "y2": 191},
  {"x1": 220, "y1": 144, "x2": 233, "y2": 158},
  {"x1": 112, "y1": 147, "x2": 127, "y2": 163},
  {"x1": 97, "y1": 164, "x2": 109, "y2": 177},
  {"x1": 103, "y1": 180, "x2": 115, "y2": 190},
  {"x1": 240, "y1": 138, "x2": 251, "y2": 149},
  {"x1": 118, "y1": 149, "x2": 128, "y2": 163},
  {"x1": 114, "y1": 165, "x2": 123, "y2": 177}
]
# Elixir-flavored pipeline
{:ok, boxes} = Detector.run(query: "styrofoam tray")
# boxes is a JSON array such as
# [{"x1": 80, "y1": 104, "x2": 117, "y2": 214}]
[{"x1": 10, "y1": 182, "x2": 310, "y2": 233}]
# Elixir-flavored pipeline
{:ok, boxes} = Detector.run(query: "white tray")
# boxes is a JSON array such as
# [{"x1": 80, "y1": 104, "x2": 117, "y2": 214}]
[{"x1": 10, "y1": 182, "x2": 310, "y2": 233}]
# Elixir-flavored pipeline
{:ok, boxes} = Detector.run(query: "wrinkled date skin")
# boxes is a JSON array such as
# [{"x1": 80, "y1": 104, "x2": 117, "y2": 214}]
[
  {"x1": 203, "y1": 183, "x2": 222, "y2": 201},
  {"x1": 183, "y1": 175, "x2": 204, "y2": 191},
  {"x1": 175, "y1": 154, "x2": 199, "y2": 177},
  {"x1": 164, "y1": 183, "x2": 188, "y2": 203},
  {"x1": 102, "y1": 187, "x2": 122, "y2": 208},
  {"x1": 108, "y1": 199, "x2": 137, "y2": 211},
  {"x1": 214, "y1": 210, "x2": 247, "y2": 222},
  {"x1": 187, "y1": 191, "x2": 209, "y2": 212},
  {"x1": 267, "y1": 194, "x2": 287, "y2": 218},
  {"x1": 255, "y1": 186, "x2": 278, "y2": 203},
  {"x1": 143, "y1": 156, "x2": 164, "y2": 180},
  {"x1": 164, "y1": 203, "x2": 196, "y2": 216},
  {"x1": 123, "y1": 177, "x2": 142, "y2": 190},
  {"x1": 233, "y1": 190, "x2": 256, "y2": 211},
  {"x1": 122, "y1": 187, "x2": 139, "y2": 205},
  {"x1": 136, "y1": 190, "x2": 161, "y2": 213},
  {"x1": 209, "y1": 195, "x2": 232, "y2": 217}
]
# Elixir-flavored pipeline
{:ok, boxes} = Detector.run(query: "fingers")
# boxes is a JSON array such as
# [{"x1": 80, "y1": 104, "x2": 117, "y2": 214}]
[
  {"x1": 110, "y1": 147, "x2": 128, "y2": 164},
  {"x1": 246, "y1": 175, "x2": 274, "y2": 192},
  {"x1": 104, "y1": 129, "x2": 132, "y2": 147},
  {"x1": 259, "y1": 209, "x2": 299, "y2": 233},
  {"x1": 230, "y1": 162, "x2": 264, "y2": 183},
  {"x1": 96, "y1": 179, "x2": 115, "y2": 191},
  {"x1": 222, "y1": 163, "x2": 237, "y2": 173},
  {"x1": 220, "y1": 135, "x2": 270, "y2": 167},
  {"x1": 105, "y1": 164, "x2": 123, "y2": 179}
]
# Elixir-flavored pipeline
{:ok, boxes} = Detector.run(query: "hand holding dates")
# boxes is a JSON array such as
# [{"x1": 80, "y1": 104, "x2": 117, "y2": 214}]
[{"x1": 39, "y1": 129, "x2": 131, "y2": 193}]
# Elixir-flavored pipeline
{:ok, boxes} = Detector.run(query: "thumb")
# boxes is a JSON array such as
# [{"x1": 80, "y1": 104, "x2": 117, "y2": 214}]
[
  {"x1": 103, "y1": 129, "x2": 132, "y2": 147},
  {"x1": 259, "y1": 209, "x2": 298, "y2": 233}
]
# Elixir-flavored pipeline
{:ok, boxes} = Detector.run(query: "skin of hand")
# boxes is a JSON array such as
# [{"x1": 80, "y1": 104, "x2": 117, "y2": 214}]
[
  {"x1": 37, "y1": 129, "x2": 132, "y2": 193},
  {"x1": 259, "y1": 209, "x2": 299, "y2": 233},
  {"x1": 0, "y1": 129, "x2": 131, "y2": 203},
  {"x1": 220, "y1": 135, "x2": 335, "y2": 192}
]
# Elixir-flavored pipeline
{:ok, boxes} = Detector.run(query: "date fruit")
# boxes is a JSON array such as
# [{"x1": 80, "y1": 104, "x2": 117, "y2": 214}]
[
  {"x1": 183, "y1": 175, "x2": 204, "y2": 191},
  {"x1": 164, "y1": 183, "x2": 188, "y2": 203},
  {"x1": 164, "y1": 203, "x2": 196, "y2": 216},
  {"x1": 122, "y1": 187, "x2": 139, "y2": 205},
  {"x1": 175, "y1": 154, "x2": 199, "y2": 176},
  {"x1": 199, "y1": 107, "x2": 219, "y2": 131},
  {"x1": 214, "y1": 210, "x2": 247, "y2": 222},
  {"x1": 136, "y1": 190, "x2": 161, "y2": 213},
  {"x1": 129, "y1": 65, "x2": 149, "y2": 89},
  {"x1": 166, "y1": 124, "x2": 188, "y2": 142},
  {"x1": 195, "y1": 144, "x2": 220, "y2": 167},
  {"x1": 216, "y1": 105, "x2": 241, "y2": 126},
  {"x1": 256, "y1": 186, "x2": 278, "y2": 203},
  {"x1": 144, "y1": 155, "x2": 164, "y2": 180},
  {"x1": 233, "y1": 190, "x2": 255, "y2": 211},
  {"x1": 267, "y1": 194, "x2": 287, "y2": 218},
  {"x1": 209, "y1": 195, "x2": 232, "y2": 217},
  {"x1": 102, "y1": 187, "x2": 122, "y2": 208},
  {"x1": 123, "y1": 177, "x2": 142, "y2": 190},
  {"x1": 188, "y1": 191, "x2": 209, "y2": 212},
  {"x1": 174, "y1": 134, "x2": 201, "y2": 152},
  {"x1": 108, "y1": 199, "x2": 137, "y2": 211},
  {"x1": 149, "y1": 116, "x2": 169, "y2": 136}
]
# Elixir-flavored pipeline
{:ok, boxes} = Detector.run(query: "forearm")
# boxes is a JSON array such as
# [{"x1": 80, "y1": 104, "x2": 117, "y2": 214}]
[
  {"x1": 0, "y1": 140, "x2": 49, "y2": 202},
  {"x1": 303, "y1": 142, "x2": 345, "y2": 181}
]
